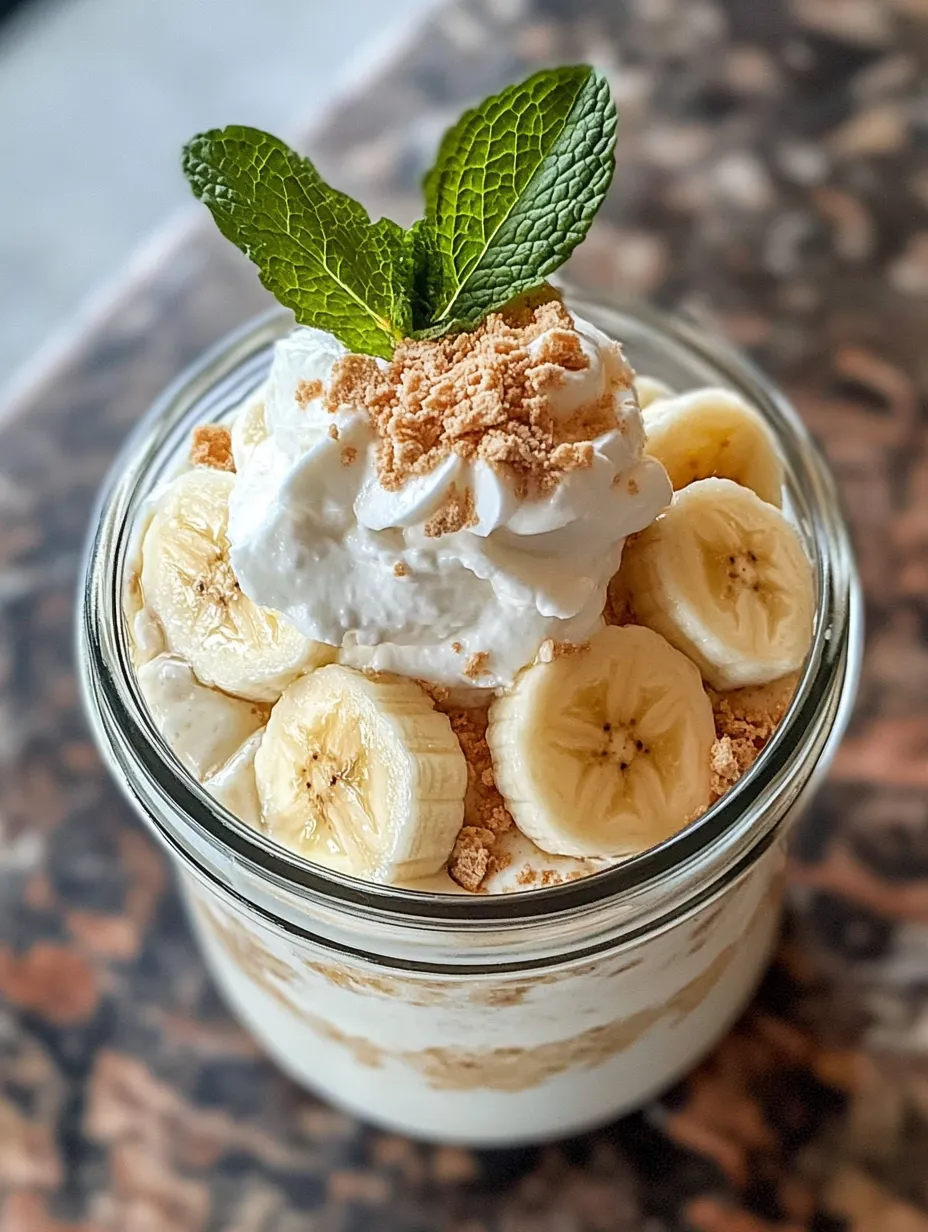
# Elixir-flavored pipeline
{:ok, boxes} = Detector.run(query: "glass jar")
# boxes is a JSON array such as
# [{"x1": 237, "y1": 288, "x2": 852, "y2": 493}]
[{"x1": 79, "y1": 289, "x2": 862, "y2": 1145}]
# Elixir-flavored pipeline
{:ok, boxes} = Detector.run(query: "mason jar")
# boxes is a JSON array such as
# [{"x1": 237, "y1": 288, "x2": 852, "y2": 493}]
[{"x1": 79, "y1": 289, "x2": 862, "y2": 1145}]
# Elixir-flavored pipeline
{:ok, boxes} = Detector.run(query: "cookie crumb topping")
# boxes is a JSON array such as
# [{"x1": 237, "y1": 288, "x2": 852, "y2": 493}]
[
  {"x1": 190, "y1": 425, "x2": 235, "y2": 472},
  {"x1": 324, "y1": 292, "x2": 630, "y2": 521}
]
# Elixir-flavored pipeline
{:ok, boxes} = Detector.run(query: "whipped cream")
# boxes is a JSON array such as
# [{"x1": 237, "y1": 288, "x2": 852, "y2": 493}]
[{"x1": 228, "y1": 315, "x2": 670, "y2": 687}]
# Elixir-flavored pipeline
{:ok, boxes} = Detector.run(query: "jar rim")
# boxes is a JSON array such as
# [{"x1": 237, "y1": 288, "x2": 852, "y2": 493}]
[{"x1": 79, "y1": 286, "x2": 862, "y2": 952}]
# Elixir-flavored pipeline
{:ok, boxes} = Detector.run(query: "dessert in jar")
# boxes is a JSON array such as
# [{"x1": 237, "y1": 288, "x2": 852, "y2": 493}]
[{"x1": 81, "y1": 67, "x2": 862, "y2": 1143}]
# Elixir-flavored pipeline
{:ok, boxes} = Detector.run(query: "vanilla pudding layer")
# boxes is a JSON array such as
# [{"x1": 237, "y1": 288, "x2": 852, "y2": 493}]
[{"x1": 183, "y1": 840, "x2": 785, "y2": 1144}]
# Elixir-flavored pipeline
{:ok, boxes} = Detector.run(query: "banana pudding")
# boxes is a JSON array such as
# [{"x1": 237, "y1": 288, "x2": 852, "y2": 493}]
[
  {"x1": 82, "y1": 66, "x2": 860, "y2": 1142},
  {"x1": 126, "y1": 290, "x2": 813, "y2": 894}
]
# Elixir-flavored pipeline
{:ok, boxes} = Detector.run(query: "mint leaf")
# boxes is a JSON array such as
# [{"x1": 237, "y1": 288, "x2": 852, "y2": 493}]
[
  {"x1": 183, "y1": 126, "x2": 412, "y2": 359},
  {"x1": 408, "y1": 218, "x2": 443, "y2": 329},
  {"x1": 415, "y1": 66, "x2": 617, "y2": 334}
]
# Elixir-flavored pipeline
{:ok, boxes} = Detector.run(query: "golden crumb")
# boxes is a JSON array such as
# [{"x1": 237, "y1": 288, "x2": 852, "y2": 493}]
[
  {"x1": 451, "y1": 641, "x2": 463, "y2": 654},
  {"x1": 549, "y1": 441, "x2": 594, "y2": 470},
  {"x1": 708, "y1": 674, "x2": 799, "y2": 801},
  {"x1": 532, "y1": 327, "x2": 590, "y2": 370},
  {"x1": 323, "y1": 290, "x2": 631, "y2": 521},
  {"x1": 423, "y1": 484, "x2": 476, "y2": 538},
  {"x1": 190, "y1": 425, "x2": 235, "y2": 472},
  {"x1": 514, "y1": 861, "x2": 584, "y2": 888},
  {"x1": 416, "y1": 679, "x2": 451, "y2": 707},
  {"x1": 393, "y1": 562, "x2": 409, "y2": 578},
  {"x1": 448, "y1": 827, "x2": 495, "y2": 892},
  {"x1": 442, "y1": 704, "x2": 514, "y2": 892},
  {"x1": 295, "y1": 378, "x2": 323, "y2": 408},
  {"x1": 328, "y1": 424, "x2": 340, "y2": 440},
  {"x1": 537, "y1": 639, "x2": 586, "y2": 663},
  {"x1": 341, "y1": 446, "x2": 358, "y2": 467},
  {"x1": 463, "y1": 651, "x2": 491, "y2": 679},
  {"x1": 710, "y1": 737, "x2": 744, "y2": 799}
]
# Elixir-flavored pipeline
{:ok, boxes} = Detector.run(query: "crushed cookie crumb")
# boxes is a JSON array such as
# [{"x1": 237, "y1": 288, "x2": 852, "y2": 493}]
[
  {"x1": 708, "y1": 673, "x2": 799, "y2": 801},
  {"x1": 448, "y1": 827, "x2": 495, "y2": 892},
  {"x1": 533, "y1": 327, "x2": 590, "y2": 371},
  {"x1": 190, "y1": 425, "x2": 235, "y2": 472},
  {"x1": 540, "y1": 639, "x2": 585, "y2": 662},
  {"x1": 710, "y1": 737, "x2": 744, "y2": 799},
  {"x1": 328, "y1": 424, "x2": 340, "y2": 440},
  {"x1": 417, "y1": 680, "x2": 451, "y2": 708},
  {"x1": 295, "y1": 378, "x2": 323, "y2": 408},
  {"x1": 463, "y1": 650, "x2": 491, "y2": 679},
  {"x1": 341, "y1": 446, "x2": 358, "y2": 467},
  {"x1": 393, "y1": 562, "x2": 409, "y2": 578},
  {"x1": 440, "y1": 703, "x2": 514, "y2": 892},
  {"x1": 451, "y1": 641, "x2": 463, "y2": 654},
  {"x1": 323, "y1": 289, "x2": 631, "y2": 504},
  {"x1": 423, "y1": 483, "x2": 476, "y2": 538}
]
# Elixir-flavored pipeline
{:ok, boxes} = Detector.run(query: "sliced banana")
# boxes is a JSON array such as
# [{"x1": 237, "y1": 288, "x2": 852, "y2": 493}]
[
  {"x1": 635, "y1": 374, "x2": 674, "y2": 409},
  {"x1": 618, "y1": 477, "x2": 814, "y2": 690},
  {"x1": 230, "y1": 387, "x2": 269, "y2": 470},
  {"x1": 643, "y1": 387, "x2": 784, "y2": 506},
  {"x1": 136, "y1": 654, "x2": 266, "y2": 780},
  {"x1": 487, "y1": 625, "x2": 714, "y2": 859},
  {"x1": 140, "y1": 469, "x2": 331, "y2": 702},
  {"x1": 204, "y1": 729, "x2": 264, "y2": 827},
  {"x1": 255, "y1": 665, "x2": 467, "y2": 883}
]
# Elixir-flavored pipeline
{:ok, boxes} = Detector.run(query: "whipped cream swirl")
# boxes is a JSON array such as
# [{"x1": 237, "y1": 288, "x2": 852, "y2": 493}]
[{"x1": 227, "y1": 314, "x2": 671, "y2": 687}]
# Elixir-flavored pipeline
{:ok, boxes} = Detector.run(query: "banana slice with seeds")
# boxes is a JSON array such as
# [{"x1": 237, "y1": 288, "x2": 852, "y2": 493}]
[
  {"x1": 487, "y1": 625, "x2": 714, "y2": 859},
  {"x1": 643, "y1": 387, "x2": 784, "y2": 506},
  {"x1": 619, "y1": 477, "x2": 814, "y2": 690},
  {"x1": 255, "y1": 665, "x2": 467, "y2": 883},
  {"x1": 140, "y1": 469, "x2": 331, "y2": 702}
]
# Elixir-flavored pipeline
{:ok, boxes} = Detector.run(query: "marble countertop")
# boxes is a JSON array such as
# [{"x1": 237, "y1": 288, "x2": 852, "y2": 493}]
[{"x1": 1, "y1": 0, "x2": 927, "y2": 1228}]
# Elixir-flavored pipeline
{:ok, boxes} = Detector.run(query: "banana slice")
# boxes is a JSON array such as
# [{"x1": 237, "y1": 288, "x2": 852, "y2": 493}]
[
  {"x1": 643, "y1": 387, "x2": 784, "y2": 506},
  {"x1": 230, "y1": 387, "x2": 269, "y2": 470},
  {"x1": 255, "y1": 665, "x2": 467, "y2": 883},
  {"x1": 140, "y1": 469, "x2": 331, "y2": 702},
  {"x1": 204, "y1": 729, "x2": 264, "y2": 827},
  {"x1": 635, "y1": 374, "x2": 674, "y2": 408},
  {"x1": 487, "y1": 625, "x2": 714, "y2": 859},
  {"x1": 618, "y1": 477, "x2": 814, "y2": 690},
  {"x1": 136, "y1": 654, "x2": 266, "y2": 780}
]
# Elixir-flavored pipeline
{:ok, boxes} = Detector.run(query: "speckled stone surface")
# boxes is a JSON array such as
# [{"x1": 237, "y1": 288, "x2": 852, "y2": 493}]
[{"x1": 2, "y1": 0, "x2": 928, "y2": 1228}]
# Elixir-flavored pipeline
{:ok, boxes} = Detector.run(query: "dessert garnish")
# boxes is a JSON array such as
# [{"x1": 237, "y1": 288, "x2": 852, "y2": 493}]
[{"x1": 182, "y1": 66, "x2": 616, "y2": 357}]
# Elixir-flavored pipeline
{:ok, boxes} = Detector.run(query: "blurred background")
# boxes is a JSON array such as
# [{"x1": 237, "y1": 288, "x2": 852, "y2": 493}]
[{"x1": 0, "y1": 0, "x2": 439, "y2": 393}]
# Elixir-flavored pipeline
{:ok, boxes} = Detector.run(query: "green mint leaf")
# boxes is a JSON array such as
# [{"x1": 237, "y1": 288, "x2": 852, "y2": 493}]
[
  {"x1": 416, "y1": 66, "x2": 617, "y2": 334},
  {"x1": 408, "y1": 219, "x2": 443, "y2": 332},
  {"x1": 182, "y1": 126, "x2": 412, "y2": 359}
]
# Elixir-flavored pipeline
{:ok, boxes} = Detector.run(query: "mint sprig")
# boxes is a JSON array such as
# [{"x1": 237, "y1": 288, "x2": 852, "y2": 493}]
[
  {"x1": 413, "y1": 66, "x2": 617, "y2": 335},
  {"x1": 182, "y1": 67, "x2": 617, "y2": 357},
  {"x1": 182, "y1": 127, "x2": 412, "y2": 360}
]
